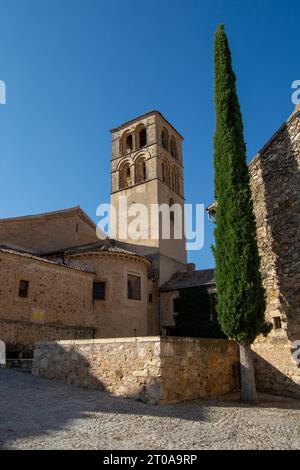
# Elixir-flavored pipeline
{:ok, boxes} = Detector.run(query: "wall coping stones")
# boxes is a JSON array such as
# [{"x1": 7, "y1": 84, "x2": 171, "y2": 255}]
[
  {"x1": 33, "y1": 336, "x2": 240, "y2": 404},
  {"x1": 35, "y1": 336, "x2": 237, "y2": 347}
]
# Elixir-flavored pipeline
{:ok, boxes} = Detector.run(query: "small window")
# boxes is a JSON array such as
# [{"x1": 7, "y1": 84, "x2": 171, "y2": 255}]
[
  {"x1": 93, "y1": 282, "x2": 106, "y2": 300},
  {"x1": 169, "y1": 198, "x2": 175, "y2": 222},
  {"x1": 139, "y1": 128, "x2": 147, "y2": 148},
  {"x1": 273, "y1": 316, "x2": 282, "y2": 329},
  {"x1": 135, "y1": 157, "x2": 146, "y2": 183},
  {"x1": 120, "y1": 162, "x2": 131, "y2": 189},
  {"x1": 162, "y1": 160, "x2": 170, "y2": 185},
  {"x1": 125, "y1": 134, "x2": 133, "y2": 153},
  {"x1": 171, "y1": 169, "x2": 175, "y2": 191},
  {"x1": 170, "y1": 136, "x2": 178, "y2": 159},
  {"x1": 162, "y1": 161, "x2": 166, "y2": 182},
  {"x1": 148, "y1": 293, "x2": 153, "y2": 303},
  {"x1": 174, "y1": 172, "x2": 178, "y2": 191},
  {"x1": 161, "y1": 129, "x2": 169, "y2": 150},
  {"x1": 19, "y1": 280, "x2": 29, "y2": 298},
  {"x1": 128, "y1": 274, "x2": 141, "y2": 301}
]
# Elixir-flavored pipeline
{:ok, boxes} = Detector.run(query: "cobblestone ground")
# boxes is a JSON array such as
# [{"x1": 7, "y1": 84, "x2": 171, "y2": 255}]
[{"x1": 0, "y1": 369, "x2": 300, "y2": 450}]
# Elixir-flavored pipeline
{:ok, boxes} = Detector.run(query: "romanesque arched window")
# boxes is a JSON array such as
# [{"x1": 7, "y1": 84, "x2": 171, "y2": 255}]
[
  {"x1": 171, "y1": 168, "x2": 175, "y2": 191},
  {"x1": 135, "y1": 157, "x2": 147, "y2": 183},
  {"x1": 125, "y1": 134, "x2": 133, "y2": 153},
  {"x1": 161, "y1": 128, "x2": 169, "y2": 150},
  {"x1": 120, "y1": 162, "x2": 131, "y2": 189},
  {"x1": 162, "y1": 159, "x2": 170, "y2": 185},
  {"x1": 171, "y1": 167, "x2": 179, "y2": 193},
  {"x1": 169, "y1": 197, "x2": 175, "y2": 223},
  {"x1": 175, "y1": 173, "x2": 180, "y2": 194},
  {"x1": 170, "y1": 136, "x2": 178, "y2": 159},
  {"x1": 162, "y1": 161, "x2": 166, "y2": 183},
  {"x1": 139, "y1": 128, "x2": 147, "y2": 148},
  {"x1": 121, "y1": 132, "x2": 133, "y2": 155}
]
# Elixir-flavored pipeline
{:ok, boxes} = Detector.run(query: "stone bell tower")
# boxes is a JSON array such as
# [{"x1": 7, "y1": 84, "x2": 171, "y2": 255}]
[{"x1": 110, "y1": 110, "x2": 187, "y2": 285}]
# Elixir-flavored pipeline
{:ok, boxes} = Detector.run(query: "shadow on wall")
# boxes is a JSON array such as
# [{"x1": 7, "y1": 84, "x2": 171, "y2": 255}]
[
  {"x1": 253, "y1": 111, "x2": 300, "y2": 396},
  {"x1": 262, "y1": 119, "x2": 300, "y2": 344},
  {"x1": 252, "y1": 351, "x2": 300, "y2": 397},
  {"x1": 0, "y1": 318, "x2": 95, "y2": 358},
  {"x1": 32, "y1": 342, "x2": 162, "y2": 403},
  {"x1": 31, "y1": 338, "x2": 240, "y2": 405},
  {"x1": 32, "y1": 337, "x2": 238, "y2": 404}
]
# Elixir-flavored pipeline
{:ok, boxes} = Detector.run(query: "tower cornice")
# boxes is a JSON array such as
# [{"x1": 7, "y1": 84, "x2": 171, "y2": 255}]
[{"x1": 110, "y1": 110, "x2": 184, "y2": 141}]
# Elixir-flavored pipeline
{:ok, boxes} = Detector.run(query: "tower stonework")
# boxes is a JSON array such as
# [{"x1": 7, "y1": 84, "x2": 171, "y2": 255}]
[{"x1": 110, "y1": 111, "x2": 187, "y2": 285}]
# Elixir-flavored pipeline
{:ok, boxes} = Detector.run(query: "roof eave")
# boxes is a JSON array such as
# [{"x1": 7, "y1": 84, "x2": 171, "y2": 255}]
[
  {"x1": 0, "y1": 205, "x2": 96, "y2": 230},
  {"x1": 110, "y1": 110, "x2": 184, "y2": 141}
]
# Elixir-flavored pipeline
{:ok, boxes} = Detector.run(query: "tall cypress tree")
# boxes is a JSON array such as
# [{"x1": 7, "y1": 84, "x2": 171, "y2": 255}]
[{"x1": 213, "y1": 25, "x2": 271, "y2": 403}]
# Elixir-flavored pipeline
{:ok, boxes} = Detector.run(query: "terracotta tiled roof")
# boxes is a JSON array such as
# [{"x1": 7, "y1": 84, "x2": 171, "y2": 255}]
[
  {"x1": 54, "y1": 239, "x2": 145, "y2": 258},
  {"x1": 45, "y1": 240, "x2": 151, "y2": 267},
  {"x1": 0, "y1": 245, "x2": 94, "y2": 274},
  {"x1": 160, "y1": 268, "x2": 215, "y2": 291}
]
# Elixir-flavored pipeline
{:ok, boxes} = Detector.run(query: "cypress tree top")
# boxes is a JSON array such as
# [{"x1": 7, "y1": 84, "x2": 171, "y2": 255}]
[{"x1": 213, "y1": 24, "x2": 270, "y2": 344}]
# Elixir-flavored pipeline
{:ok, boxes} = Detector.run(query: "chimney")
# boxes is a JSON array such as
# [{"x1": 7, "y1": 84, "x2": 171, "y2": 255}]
[{"x1": 186, "y1": 263, "x2": 196, "y2": 274}]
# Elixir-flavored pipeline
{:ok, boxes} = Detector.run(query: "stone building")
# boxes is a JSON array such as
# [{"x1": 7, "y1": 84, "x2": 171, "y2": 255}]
[
  {"x1": 109, "y1": 110, "x2": 218, "y2": 337},
  {"x1": 1, "y1": 106, "x2": 299, "y2": 400},
  {"x1": 208, "y1": 104, "x2": 300, "y2": 398},
  {"x1": 0, "y1": 206, "x2": 159, "y2": 353},
  {"x1": 250, "y1": 104, "x2": 300, "y2": 397},
  {"x1": 110, "y1": 111, "x2": 187, "y2": 285},
  {"x1": 160, "y1": 266, "x2": 217, "y2": 336},
  {"x1": 0, "y1": 111, "x2": 195, "y2": 354}
]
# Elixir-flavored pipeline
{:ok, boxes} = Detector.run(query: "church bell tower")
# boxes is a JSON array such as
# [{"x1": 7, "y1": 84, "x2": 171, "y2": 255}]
[{"x1": 110, "y1": 111, "x2": 187, "y2": 285}]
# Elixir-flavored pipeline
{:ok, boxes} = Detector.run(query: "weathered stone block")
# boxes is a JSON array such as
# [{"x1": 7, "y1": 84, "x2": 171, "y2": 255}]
[{"x1": 33, "y1": 337, "x2": 239, "y2": 404}]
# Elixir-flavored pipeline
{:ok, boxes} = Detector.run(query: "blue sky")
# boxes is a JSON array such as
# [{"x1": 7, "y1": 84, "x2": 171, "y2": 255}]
[{"x1": 0, "y1": 0, "x2": 299, "y2": 268}]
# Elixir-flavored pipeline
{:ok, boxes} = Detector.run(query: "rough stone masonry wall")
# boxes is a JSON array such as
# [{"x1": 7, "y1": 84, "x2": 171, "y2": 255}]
[
  {"x1": 0, "y1": 210, "x2": 98, "y2": 254},
  {"x1": 159, "y1": 337, "x2": 239, "y2": 404},
  {"x1": 0, "y1": 319, "x2": 94, "y2": 354},
  {"x1": 250, "y1": 107, "x2": 300, "y2": 397},
  {"x1": 32, "y1": 337, "x2": 239, "y2": 404},
  {"x1": 0, "y1": 251, "x2": 95, "y2": 352}
]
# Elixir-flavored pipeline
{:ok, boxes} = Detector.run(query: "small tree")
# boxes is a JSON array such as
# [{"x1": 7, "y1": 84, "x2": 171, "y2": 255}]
[{"x1": 213, "y1": 24, "x2": 271, "y2": 403}]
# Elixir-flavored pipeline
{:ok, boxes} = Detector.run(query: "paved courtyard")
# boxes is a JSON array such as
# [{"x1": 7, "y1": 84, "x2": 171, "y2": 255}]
[{"x1": 0, "y1": 369, "x2": 300, "y2": 450}]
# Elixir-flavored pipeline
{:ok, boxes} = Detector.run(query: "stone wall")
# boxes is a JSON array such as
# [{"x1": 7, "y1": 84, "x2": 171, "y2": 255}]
[
  {"x1": 32, "y1": 337, "x2": 239, "y2": 404},
  {"x1": 253, "y1": 336, "x2": 300, "y2": 398},
  {"x1": 0, "y1": 246, "x2": 160, "y2": 352},
  {"x1": 0, "y1": 207, "x2": 98, "y2": 254},
  {"x1": 0, "y1": 250, "x2": 95, "y2": 351},
  {"x1": 249, "y1": 106, "x2": 300, "y2": 397},
  {"x1": 64, "y1": 253, "x2": 158, "y2": 338},
  {"x1": 159, "y1": 338, "x2": 239, "y2": 403},
  {"x1": 0, "y1": 318, "x2": 94, "y2": 353}
]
